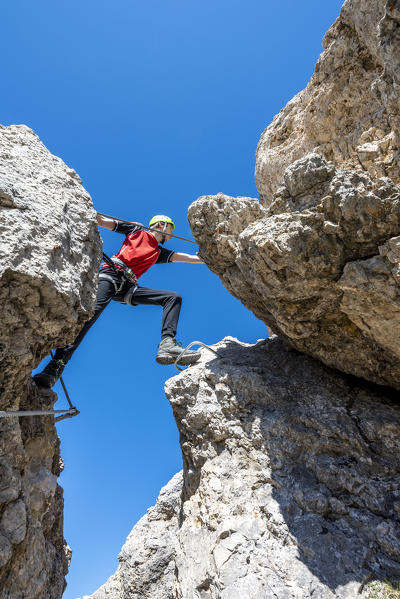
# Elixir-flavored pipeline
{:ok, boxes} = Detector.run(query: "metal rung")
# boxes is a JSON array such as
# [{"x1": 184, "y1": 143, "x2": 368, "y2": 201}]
[
  {"x1": 0, "y1": 357, "x2": 79, "y2": 423},
  {"x1": 0, "y1": 408, "x2": 80, "y2": 422},
  {"x1": 174, "y1": 341, "x2": 219, "y2": 372}
]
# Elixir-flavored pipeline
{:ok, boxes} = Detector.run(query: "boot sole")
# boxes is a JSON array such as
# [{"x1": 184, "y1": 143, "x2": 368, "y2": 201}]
[
  {"x1": 156, "y1": 352, "x2": 201, "y2": 366},
  {"x1": 155, "y1": 353, "x2": 175, "y2": 365}
]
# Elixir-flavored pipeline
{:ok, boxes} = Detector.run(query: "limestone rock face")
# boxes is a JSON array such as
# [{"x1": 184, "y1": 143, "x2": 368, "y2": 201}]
[
  {"x1": 195, "y1": 0, "x2": 400, "y2": 388},
  {"x1": 187, "y1": 0, "x2": 400, "y2": 390},
  {"x1": 0, "y1": 124, "x2": 100, "y2": 404},
  {"x1": 81, "y1": 337, "x2": 400, "y2": 599},
  {"x1": 188, "y1": 156, "x2": 400, "y2": 388},
  {"x1": 255, "y1": 0, "x2": 400, "y2": 202},
  {"x1": 0, "y1": 125, "x2": 101, "y2": 598}
]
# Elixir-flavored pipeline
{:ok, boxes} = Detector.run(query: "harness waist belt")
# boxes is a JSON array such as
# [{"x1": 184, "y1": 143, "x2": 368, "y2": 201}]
[{"x1": 110, "y1": 258, "x2": 137, "y2": 283}]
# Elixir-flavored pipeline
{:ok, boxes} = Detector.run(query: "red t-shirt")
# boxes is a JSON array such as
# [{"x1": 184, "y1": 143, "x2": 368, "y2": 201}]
[{"x1": 107, "y1": 222, "x2": 174, "y2": 279}]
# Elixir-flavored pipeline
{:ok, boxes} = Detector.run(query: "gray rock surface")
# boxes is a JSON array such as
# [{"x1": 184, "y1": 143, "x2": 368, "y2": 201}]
[
  {"x1": 82, "y1": 472, "x2": 184, "y2": 599},
  {"x1": 0, "y1": 124, "x2": 101, "y2": 598},
  {"x1": 81, "y1": 337, "x2": 400, "y2": 598},
  {"x1": 0, "y1": 124, "x2": 100, "y2": 404},
  {"x1": 202, "y1": 0, "x2": 399, "y2": 388},
  {"x1": 188, "y1": 156, "x2": 400, "y2": 389},
  {"x1": 255, "y1": 0, "x2": 400, "y2": 202}
]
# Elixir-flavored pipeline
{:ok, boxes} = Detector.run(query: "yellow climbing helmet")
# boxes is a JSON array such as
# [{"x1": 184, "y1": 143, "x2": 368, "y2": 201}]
[{"x1": 149, "y1": 215, "x2": 175, "y2": 230}]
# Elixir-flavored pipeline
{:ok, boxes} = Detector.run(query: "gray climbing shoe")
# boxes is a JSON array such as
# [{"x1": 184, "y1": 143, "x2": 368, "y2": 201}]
[
  {"x1": 156, "y1": 337, "x2": 201, "y2": 365},
  {"x1": 32, "y1": 358, "x2": 66, "y2": 388}
]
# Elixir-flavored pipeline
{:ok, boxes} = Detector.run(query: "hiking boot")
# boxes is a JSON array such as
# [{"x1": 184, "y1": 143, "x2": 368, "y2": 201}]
[
  {"x1": 32, "y1": 358, "x2": 66, "y2": 388},
  {"x1": 156, "y1": 337, "x2": 201, "y2": 366}
]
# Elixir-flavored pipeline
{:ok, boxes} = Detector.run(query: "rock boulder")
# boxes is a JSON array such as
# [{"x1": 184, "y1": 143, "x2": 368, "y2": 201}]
[
  {"x1": 81, "y1": 337, "x2": 400, "y2": 598},
  {"x1": 0, "y1": 125, "x2": 101, "y2": 598},
  {"x1": 188, "y1": 156, "x2": 400, "y2": 389},
  {"x1": 188, "y1": 0, "x2": 400, "y2": 390}
]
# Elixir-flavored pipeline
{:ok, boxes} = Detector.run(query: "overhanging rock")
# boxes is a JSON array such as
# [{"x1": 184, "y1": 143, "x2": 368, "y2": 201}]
[
  {"x1": 188, "y1": 0, "x2": 400, "y2": 390},
  {"x1": 188, "y1": 157, "x2": 400, "y2": 389},
  {"x1": 0, "y1": 125, "x2": 101, "y2": 404}
]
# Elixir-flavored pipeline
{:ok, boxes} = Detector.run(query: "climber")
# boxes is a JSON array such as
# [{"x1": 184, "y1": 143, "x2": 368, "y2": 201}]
[{"x1": 33, "y1": 214, "x2": 204, "y2": 388}]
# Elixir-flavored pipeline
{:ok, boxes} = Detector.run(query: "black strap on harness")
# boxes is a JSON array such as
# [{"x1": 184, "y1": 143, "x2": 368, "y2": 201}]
[
  {"x1": 102, "y1": 252, "x2": 136, "y2": 281},
  {"x1": 100, "y1": 252, "x2": 138, "y2": 305},
  {"x1": 102, "y1": 252, "x2": 119, "y2": 275}
]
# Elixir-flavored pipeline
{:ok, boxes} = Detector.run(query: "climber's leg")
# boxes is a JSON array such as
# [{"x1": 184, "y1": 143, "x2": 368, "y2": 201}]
[
  {"x1": 33, "y1": 274, "x2": 118, "y2": 388},
  {"x1": 128, "y1": 286, "x2": 201, "y2": 365},
  {"x1": 131, "y1": 286, "x2": 182, "y2": 338}
]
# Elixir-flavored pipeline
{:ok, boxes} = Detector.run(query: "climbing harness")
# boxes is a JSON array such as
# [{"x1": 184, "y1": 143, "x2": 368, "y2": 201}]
[
  {"x1": 173, "y1": 341, "x2": 219, "y2": 372},
  {"x1": 0, "y1": 354, "x2": 79, "y2": 423},
  {"x1": 99, "y1": 252, "x2": 138, "y2": 299},
  {"x1": 110, "y1": 257, "x2": 137, "y2": 284},
  {"x1": 99, "y1": 252, "x2": 124, "y2": 293},
  {"x1": 97, "y1": 272, "x2": 123, "y2": 294},
  {"x1": 97, "y1": 212, "x2": 198, "y2": 245}
]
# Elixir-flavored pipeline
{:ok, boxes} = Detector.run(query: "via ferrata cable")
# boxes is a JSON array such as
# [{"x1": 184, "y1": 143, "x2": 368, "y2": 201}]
[{"x1": 96, "y1": 212, "x2": 198, "y2": 245}]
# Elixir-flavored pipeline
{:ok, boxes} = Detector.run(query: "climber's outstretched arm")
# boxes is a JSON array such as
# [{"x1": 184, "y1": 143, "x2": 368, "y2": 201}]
[
  {"x1": 96, "y1": 214, "x2": 116, "y2": 230},
  {"x1": 170, "y1": 252, "x2": 204, "y2": 264}
]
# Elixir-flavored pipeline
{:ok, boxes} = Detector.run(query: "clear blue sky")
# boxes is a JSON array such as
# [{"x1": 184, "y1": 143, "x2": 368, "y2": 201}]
[{"x1": 1, "y1": 1, "x2": 343, "y2": 597}]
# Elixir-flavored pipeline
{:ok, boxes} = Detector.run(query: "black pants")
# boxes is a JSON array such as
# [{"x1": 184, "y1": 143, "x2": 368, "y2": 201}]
[{"x1": 54, "y1": 267, "x2": 182, "y2": 364}]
